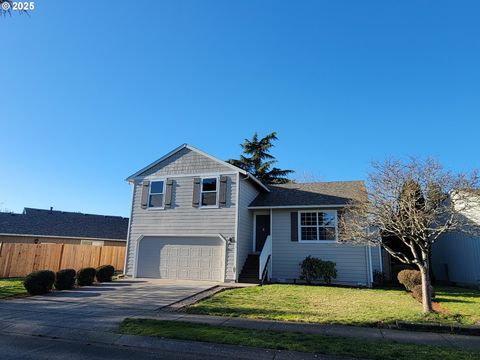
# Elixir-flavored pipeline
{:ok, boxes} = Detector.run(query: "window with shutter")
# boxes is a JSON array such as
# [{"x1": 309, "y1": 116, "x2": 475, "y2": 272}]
[
  {"x1": 298, "y1": 211, "x2": 338, "y2": 243},
  {"x1": 199, "y1": 177, "x2": 219, "y2": 207},
  {"x1": 148, "y1": 180, "x2": 165, "y2": 208}
]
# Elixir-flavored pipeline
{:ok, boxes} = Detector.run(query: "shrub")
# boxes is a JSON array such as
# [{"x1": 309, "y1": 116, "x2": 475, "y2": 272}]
[
  {"x1": 397, "y1": 269, "x2": 421, "y2": 291},
  {"x1": 54, "y1": 269, "x2": 76, "y2": 290},
  {"x1": 76, "y1": 267, "x2": 96, "y2": 286},
  {"x1": 23, "y1": 270, "x2": 55, "y2": 295},
  {"x1": 96, "y1": 265, "x2": 115, "y2": 282},
  {"x1": 299, "y1": 256, "x2": 337, "y2": 285},
  {"x1": 411, "y1": 284, "x2": 436, "y2": 303}
]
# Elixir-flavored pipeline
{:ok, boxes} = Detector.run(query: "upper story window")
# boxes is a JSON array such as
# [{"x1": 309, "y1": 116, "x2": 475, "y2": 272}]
[
  {"x1": 200, "y1": 177, "x2": 218, "y2": 207},
  {"x1": 148, "y1": 180, "x2": 165, "y2": 208},
  {"x1": 299, "y1": 211, "x2": 337, "y2": 242}
]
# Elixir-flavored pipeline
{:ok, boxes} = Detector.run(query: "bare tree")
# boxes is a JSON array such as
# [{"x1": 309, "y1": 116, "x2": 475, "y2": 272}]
[
  {"x1": 295, "y1": 170, "x2": 321, "y2": 183},
  {"x1": 341, "y1": 158, "x2": 479, "y2": 313}
]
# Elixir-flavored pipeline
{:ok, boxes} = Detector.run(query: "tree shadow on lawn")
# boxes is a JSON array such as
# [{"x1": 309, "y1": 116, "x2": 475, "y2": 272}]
[{"x1": 436, "y1": 298, "x2": 475, "y2": 304}]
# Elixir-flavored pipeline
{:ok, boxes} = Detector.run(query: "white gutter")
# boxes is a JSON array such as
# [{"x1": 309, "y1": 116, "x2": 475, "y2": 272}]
[{"x1": 248, "y1": 204, "x2": 349, "y2": 210}]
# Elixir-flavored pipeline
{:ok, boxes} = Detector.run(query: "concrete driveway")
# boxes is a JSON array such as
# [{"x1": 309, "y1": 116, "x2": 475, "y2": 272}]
[{"x1": 0, "y1": 279, "x2": 218, "y2": 335}]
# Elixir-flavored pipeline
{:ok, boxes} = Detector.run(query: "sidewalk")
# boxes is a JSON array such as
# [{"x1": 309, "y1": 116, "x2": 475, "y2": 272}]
[
  {"x1": 136, "y1": 311, "x2": 480, "y2": 351},
  {"x1": 0, "y1": 321, "x2": 340, "y2": 360}
]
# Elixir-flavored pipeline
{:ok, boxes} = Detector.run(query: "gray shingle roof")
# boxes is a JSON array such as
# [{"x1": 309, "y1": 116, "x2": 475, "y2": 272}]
[
  {"x1": 249, "y1": 181, "x2": 366, "y2": 207},
  {"x1": 0, "y1": 208, "x2": 129, "y2": 240}
]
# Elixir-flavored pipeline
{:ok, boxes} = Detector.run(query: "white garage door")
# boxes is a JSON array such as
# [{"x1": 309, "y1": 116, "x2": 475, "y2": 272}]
[{"x1": 136, "y1": 236, "x2": 225, "y2": 281}]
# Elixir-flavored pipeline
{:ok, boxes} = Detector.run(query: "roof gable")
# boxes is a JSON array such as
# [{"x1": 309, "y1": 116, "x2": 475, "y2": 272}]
[{"x1": 126, "y1": 144, "x2": 269, "y2": 191}]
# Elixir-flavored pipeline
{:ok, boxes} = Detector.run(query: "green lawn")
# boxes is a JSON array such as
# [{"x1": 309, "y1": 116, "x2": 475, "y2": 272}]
[
  {"x1": 0, "y1": 278, "x2": 26, "y2": 298},
  {"x1": 435, "y1": 287, "x2": 480, "y2": 325},
  {"x1": 119, "y1": 318, "x2": 479, "y2": 360},
  {"x1": 186, "y1": 284, "x2": 480, "y2": 326}
]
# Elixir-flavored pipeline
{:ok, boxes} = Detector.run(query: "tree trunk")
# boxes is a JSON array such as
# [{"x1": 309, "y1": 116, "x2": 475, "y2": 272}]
[{"x1": 419, "y1": 264, "x2": 433, "y2": 313}]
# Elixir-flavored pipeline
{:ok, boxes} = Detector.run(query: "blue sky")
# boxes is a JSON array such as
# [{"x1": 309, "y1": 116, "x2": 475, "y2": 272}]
[{"x1": 1, "y1": 1, "x2": 479, "y2": 217}]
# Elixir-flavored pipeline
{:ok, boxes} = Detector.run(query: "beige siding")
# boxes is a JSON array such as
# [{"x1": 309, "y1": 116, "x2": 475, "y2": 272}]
[
  {"x1": 139, "y1": 147, "x2": 231, "y2": 177},
  {"x1": 0, "y1": 235, "x2": 125, "y2": 247},
  {"x1": 236, "y1": 176, "x2": 260, "y2": 279},
  {"x1": 271, "y1": 209, "x2": 370, "y2": 286},
  {"x1": 126, "y1": 149, "x2": 238, "y2": 281}
]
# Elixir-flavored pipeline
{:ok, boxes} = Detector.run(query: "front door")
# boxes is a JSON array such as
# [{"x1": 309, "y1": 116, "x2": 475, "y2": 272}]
[{"x1": 255, "y1": 215, "x2": 271, "y2": 252}]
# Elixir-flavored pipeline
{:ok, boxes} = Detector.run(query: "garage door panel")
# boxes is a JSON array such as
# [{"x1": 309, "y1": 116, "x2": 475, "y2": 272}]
[{"x1": 137, "y1": 236, "x2": 224, "y2": 281}]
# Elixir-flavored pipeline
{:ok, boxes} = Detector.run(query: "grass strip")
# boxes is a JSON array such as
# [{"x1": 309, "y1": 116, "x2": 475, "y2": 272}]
[{"x1": 119, "y1": 318, "x2": 479, "y2": 360}]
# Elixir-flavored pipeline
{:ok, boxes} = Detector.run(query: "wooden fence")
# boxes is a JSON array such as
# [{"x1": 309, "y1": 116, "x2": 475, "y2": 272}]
[{"x1": 0, "y1": 243, "x2": 125, "y2": 278}]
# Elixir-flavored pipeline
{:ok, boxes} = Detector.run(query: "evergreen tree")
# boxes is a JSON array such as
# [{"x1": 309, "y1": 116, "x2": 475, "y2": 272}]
[{"x1": 227, "y1": 132, "x2": 293, "y2": 184}]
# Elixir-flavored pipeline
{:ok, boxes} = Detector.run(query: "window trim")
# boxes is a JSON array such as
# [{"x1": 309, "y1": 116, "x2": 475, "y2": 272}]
[
  {"x1": 199, "y1": 176, "x2": 220, "y2": 209},
  {"x1": 298, "y1": 210, "x2": 338, "y2": 243},
  {"x1": 147, "y1": 179, "x2": 166, "y2": 210}
]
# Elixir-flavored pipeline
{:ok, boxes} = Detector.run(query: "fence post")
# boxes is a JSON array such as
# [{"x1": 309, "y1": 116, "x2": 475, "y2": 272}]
[{"x1": 58, "y1": 244, "x2": 64, "y2": 271}]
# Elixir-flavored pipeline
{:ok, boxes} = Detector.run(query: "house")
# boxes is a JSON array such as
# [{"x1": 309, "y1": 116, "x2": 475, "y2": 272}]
[
  {"x1": 0, "y1": 208, "x2": 128, "y2": 247},
  {"x1": 432, "y1": 190, "x2": 480, "y2": 288},
  {"x1": 124, "y1": 144, "x2": 382, "y2": 286}
]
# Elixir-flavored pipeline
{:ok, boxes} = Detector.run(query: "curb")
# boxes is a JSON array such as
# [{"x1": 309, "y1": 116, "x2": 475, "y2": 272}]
[
  {"x1": 393, "y1": 321, "x2": 480, "y2": 336},
  {"x1": 159, "y1": 285, "x2": 231, "y2": 312}
]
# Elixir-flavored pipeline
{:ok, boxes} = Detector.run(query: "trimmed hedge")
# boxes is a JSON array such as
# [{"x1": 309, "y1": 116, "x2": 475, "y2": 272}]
[
  {"x1": 96, "y1": 265, "x2": 115, "y2": 282},
  {"x1": 54, "y1": 269, "x2": 76, "y2": 290},
  {"x1": 411, "y1": 284, "x2": 436, "y2": 303},
  {"x1": 76, "y1": 267, "x2": 96, "y2": 286},
  {"x1": 397, "y1": 270, "x2": 421, "y2": 291},
  {"x1": 23, "y1": 270, "x2": 55, "y2": 295},
  {"x1": 299, "y1": 256, "x2": 337, "y2": 285}
]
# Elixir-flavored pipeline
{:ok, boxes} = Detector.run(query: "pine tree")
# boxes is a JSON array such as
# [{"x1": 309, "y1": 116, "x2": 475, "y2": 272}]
[{"x1": 227, "y1": 132, "x2": 293, "y2": 184}]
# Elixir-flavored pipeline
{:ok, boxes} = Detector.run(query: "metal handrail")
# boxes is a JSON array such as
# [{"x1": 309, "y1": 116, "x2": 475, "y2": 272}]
[
  {"x1": 260, "y1": 255, "x2": 271, "y2": 285},
  {"x1": 258, "y1": 235, "x2": 272, "y2": 283}
]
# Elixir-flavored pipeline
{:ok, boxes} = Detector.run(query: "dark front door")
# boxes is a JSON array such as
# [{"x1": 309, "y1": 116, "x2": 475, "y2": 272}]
[{"x1": 255, "y1": 215, "x2": 271, "y2": 252}]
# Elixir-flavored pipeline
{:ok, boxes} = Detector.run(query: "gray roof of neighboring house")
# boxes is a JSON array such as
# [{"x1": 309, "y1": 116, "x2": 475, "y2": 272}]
[
  {"x1": 249, "y1": 181, "x2": 366, "y2": 208},
  {"x1": 0, "y1": 208, "x2": 129, "y2": 241}
]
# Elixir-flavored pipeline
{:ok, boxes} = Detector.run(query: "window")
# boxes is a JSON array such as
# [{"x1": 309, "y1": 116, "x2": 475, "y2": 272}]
[
  {"x1": 299, "y1": 211, "x2": 337, "y2": 242},
  {"x1": 148, "y1": 180, "x2": 165, "y2": 208},
  {"x1": 200, "y1": 177, "x2": 218, "y2": 207}
]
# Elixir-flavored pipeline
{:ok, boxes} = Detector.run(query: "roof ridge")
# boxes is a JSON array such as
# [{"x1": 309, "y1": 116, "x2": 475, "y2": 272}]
[
  {"x1": 23, "y1": 208, "x2": 128, "y2": 219},
  {"x1": 271, "y1": 180, "x2": 364, "y2": 186}
]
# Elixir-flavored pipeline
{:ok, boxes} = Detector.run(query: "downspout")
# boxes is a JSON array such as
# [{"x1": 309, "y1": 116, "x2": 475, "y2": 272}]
[
  {"x1": 270, "y1": 207, "x2": 273, "y2": 280},
  {"x1": 367, "y1": 246, "x2": 374, "y2": 287},
  {"x1": 234, "y1": 172, "x2": 240, "y2": 282},
  {"x1": 378, "y1": 245, "x2": 383, "y2": 273}
]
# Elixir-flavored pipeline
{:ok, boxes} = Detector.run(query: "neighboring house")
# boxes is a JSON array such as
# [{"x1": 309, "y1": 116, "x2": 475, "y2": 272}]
[
  {"x1": 125, "y1": 144, "x2": 382, "y2": 286},
  {"x1": 0, "y1": 208, "x2": 128, "y2": 247},
  {"x1": 432, "y1": 190, "x2": 480, "y2": 288}
]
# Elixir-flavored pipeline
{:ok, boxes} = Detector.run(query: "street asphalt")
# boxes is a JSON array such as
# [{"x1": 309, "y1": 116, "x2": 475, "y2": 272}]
[
  {"x1": 0, "y1": 332, "x2": 331, "y2": 360},
  {"x1": 0, "y1": 333, "x2": 229, "y2": 360}
]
